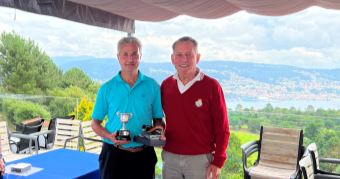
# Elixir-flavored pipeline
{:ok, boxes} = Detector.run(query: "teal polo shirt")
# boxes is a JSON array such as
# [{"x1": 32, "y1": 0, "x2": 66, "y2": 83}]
[{"x1": 92, "y1": 71, "x2": 163, "y2": 148}]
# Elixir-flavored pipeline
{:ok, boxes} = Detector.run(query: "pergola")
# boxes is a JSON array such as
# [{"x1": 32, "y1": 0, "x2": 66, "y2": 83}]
[{"x1": 1, "y1": 0, "x2": 340, "y2": 34}]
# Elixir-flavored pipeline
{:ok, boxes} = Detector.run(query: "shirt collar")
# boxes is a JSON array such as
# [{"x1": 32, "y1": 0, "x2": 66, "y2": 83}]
[
  {"x1": 172, "y1": 69, "x2": 204, "y2": 94},
  {"x1": 114, "y1": 70, "x2": 145, "y2": 84},
  {"x1": 172, "y1": 68, "x2": 204, "y2": 82}
]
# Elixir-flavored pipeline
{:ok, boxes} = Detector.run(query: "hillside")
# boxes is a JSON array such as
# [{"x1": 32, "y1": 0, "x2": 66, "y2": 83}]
[{"x1": 53, "y1": 56, "x2": 340, "y2": 102}]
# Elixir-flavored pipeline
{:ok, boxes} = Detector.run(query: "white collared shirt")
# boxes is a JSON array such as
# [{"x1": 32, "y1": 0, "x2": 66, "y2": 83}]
[{"x1": 173, "y1": 69, "x2": 204, "y2": 94}]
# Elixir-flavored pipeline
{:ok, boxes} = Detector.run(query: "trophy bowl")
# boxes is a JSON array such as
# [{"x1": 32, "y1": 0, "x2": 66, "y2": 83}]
[{"x1": 116, "y1": 112, "x2": 132, "y2": 141}]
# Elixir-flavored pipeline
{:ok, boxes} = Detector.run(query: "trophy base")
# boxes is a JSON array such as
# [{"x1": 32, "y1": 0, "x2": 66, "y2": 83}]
[{"x1": 116, "y1": 131, "x2": 131, "y2": 141}]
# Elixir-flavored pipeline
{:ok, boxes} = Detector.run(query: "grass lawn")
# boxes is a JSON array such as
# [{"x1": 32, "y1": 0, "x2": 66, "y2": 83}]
[
  {"x1": 233, "y1": 130, "x2": 259, "y2": 145},
  {"x1": 233, "y1": 130, "x2": 259, "y2": 168}
]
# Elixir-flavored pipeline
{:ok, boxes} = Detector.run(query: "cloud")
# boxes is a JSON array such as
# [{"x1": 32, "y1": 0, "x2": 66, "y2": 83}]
[
  {"x1": 0, "y1": 7, "x2": 126, "y2": 57},
  {"x1": 1, "y1": 6, "x2": 340, "y2": 69},
  {"x1": 135, "y1": 7, "x2": 340, "y2": 69},
  {"x1": 0, "y1": 21, "x2": 12, "y2": 32}
]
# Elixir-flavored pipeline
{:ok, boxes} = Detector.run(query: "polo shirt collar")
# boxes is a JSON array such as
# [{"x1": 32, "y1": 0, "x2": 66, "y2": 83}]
[{"x1": 114, "y1": 70, "x2": 145, "y2": 85}]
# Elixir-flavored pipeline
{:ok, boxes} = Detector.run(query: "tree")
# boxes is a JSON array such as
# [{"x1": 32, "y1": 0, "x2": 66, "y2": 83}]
[
  {"x1": 262, "y1": 103, "x2": 274, "y2": 112},
  {"x1": 46, "y1": 86, "x2": 88, "y2": 117},
  {"x1": 305, "y1": 121, "x2": 322, "y2": 140},
  {"x1": 236, "y1": 104, "x2": 243, "y2": 112},
  {"x1": 62, "y1": 68, "x2": 93, "y2": 90},
  {"x1": 306, "y1": 105, "x2": 315, "y2": 113},
  {"x1": 72, "y1": 97, "x2": 94, "y2": 121},
  {"x1": 0, "y1": 31, "x2": 62, "y2": 94},
  {"x1": 248, "y1": 118, "x2": 262, "y2": 133}
]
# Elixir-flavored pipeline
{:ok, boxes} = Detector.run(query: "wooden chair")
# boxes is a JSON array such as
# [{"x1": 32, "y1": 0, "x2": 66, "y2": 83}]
[
  {"x1": 38, "y1": 119, "x2": 81, "y2": 154},
  {"x1": 300, "y1": 154, "x2": 340, "y2": 179},
  {"x1": 241, "y1": 126, "x2": 304, "y2": 179},
  {"x1": 81, "y1": 120, "x2": 102, "y2": 154},
  {"x1": 52, "y1": 119, "x2": 81, "y2": 150},
  {"x1": 307, "y1": 143, "x2": 340, "y2": 177},
  {"x1": 39, "y1": 115, "x2": 75, "y2": 149},
  {"x1": 300, "y1": 154, "x2": 315, "y2": 179}
]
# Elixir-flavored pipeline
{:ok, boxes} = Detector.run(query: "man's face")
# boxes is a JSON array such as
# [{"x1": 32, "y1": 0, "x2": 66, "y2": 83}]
[
  {"x1": 117, "y1": 43, "x2": 141, "y2": 73},
  {"x1": 171, "y1": 41, "x2": 200, "y2": 75}
]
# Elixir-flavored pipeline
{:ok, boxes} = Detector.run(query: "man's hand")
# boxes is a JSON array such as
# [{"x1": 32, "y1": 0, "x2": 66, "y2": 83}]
[
  {"x1": 148, "y1": 125, "x2": 166, "y2": 141},
  {"x1": 108, "y1": 132, "x2": 130, "y2": 146},
  {"x1": 159, "y1": 130, "x2": 166, "y2": 141},
  {"x1": 206, "y1": 164, "x2": 221, "y2": 179},
  {"x1": 92, "y1": 119, "x2": 130, "y2": 146},
  {"x1": 152, "y1": 118, "x2": 166, "y2": 140},
  {"x1": 0, "y1": 157, "x2": 5, "y2": 175}
]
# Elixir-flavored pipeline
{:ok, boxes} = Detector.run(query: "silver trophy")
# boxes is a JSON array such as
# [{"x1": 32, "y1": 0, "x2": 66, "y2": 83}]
[{"x1": 116, "y1": 112, "x2": 132, "y2": 141}]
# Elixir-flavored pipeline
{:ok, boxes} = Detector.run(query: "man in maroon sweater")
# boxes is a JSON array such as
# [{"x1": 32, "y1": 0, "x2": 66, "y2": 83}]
[{"x1": 161, "y1": 36, "x2": 230, "y2": 179}]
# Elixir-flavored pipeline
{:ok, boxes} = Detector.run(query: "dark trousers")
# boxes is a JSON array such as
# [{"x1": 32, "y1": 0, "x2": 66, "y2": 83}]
[{"x1": 99, "y1": 143, "x2": 157, "y2": 179}]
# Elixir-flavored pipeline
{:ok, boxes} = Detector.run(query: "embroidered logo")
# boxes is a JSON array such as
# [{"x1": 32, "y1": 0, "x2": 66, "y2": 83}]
[{"x1": 195, "y1": 98, "x2": 203, "y2": 108}]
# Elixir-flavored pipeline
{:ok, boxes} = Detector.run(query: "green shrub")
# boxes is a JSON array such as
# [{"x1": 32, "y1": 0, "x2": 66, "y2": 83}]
[
  {"x1": 47, "y1": 97, "x2": 76, "y2": 118},
  {"x1": 3, "y1": 99, "x2": 50, "y2": 124}
]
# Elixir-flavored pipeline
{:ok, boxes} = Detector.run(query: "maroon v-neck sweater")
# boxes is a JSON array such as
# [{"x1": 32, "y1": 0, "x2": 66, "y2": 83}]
[{"x1": 161, "y1": 74, "x2": 230, "y2": 168}]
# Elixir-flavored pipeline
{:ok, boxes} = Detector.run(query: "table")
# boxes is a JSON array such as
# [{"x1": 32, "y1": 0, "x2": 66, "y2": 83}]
[{"x1": 4, "y1": 148, "x2": 99, "y2": 179}]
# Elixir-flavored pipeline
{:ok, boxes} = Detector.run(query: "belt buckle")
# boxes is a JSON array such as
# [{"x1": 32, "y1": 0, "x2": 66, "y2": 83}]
[
  {"x1": 128, "y1": 146, "x2": 144, "y2": 152},
  {"x1": 116, "y1": 145, "x2": 144, "y2": 153}
]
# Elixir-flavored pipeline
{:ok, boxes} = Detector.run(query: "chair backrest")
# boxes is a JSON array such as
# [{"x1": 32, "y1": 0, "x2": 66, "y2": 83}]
[
  {"x1": 54, "y1": 119, "x2": 81, "y2": 149},
  {"x1": 299, "y1": 155, "x2": 315, "y2": 179},
  {"x1": 307, "y1": 143, "x2": 320, "y2": 172},
  {"x1": 16, "y1": 119, "x2": 44, "y2": 152},
  {"x1": 258, "y1": 126, "x2": 303, "y2": 170},
  {"x1": 47, "y1": 115, "x2": 75, "y2": 145},
  {"x1": 21, "y1": 119, "x2": 44, "y2": 134},
  {"x1": 15, "y1": 117, "x2": 44, "y2": 132},
  {"x1": 0, "y1": 121, "x2": 12, "y2": 158},
  {"x1": 81, "y1": 120, "x2": 102, "y2": 153}
]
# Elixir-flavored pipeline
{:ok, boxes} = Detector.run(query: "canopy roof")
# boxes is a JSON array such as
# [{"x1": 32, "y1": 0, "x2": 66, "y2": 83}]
[{"x1": 1, "y1": 0, "x2": 340, "y2": 33}]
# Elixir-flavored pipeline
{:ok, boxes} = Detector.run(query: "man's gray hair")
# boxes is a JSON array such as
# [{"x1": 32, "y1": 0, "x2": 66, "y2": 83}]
[
  {"x1": 117, "y1": 36, "x2": 142, "y2": 53},
  {"x1": 172, "y1": 36, "x2": 198, "y2": 53}
]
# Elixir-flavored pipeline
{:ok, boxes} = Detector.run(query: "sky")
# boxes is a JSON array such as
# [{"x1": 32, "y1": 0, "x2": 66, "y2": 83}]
[{"x1": 1, "y1": 6, "x2": 340, "y2": 69}]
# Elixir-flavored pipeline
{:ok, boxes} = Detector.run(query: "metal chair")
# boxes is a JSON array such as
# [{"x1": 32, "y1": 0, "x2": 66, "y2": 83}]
[
  {"x1": 10, "y1": 118, "x2": 44, "y2": 153},
  {"x1": 307, "y1": 143, "x2": 340, "y2": 177},
  {"x1": 241, "y1": 126, "x2": 304, "y2": 179},
  {"x1": 0, "y1": 121, "x2": 38, "y2": 162},
  {"x1": 300, "y1": 154, "x2": 340, "y2": 179}
]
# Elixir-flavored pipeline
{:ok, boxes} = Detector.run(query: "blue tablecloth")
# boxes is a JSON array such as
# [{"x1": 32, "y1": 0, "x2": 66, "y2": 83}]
[{"x1": 5, "y1": 148, "x2": 99, "y2": 179}]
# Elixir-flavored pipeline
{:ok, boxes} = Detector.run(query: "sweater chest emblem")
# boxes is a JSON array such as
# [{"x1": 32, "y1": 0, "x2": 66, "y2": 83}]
[{"x1": 195, "y1": 98, "x2": 203, "y2": 108}]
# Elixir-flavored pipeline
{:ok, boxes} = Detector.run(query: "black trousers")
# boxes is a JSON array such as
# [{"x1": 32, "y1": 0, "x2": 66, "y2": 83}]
[{"x1": 99, "y1": 143, "x2": 157, "y2": 179}]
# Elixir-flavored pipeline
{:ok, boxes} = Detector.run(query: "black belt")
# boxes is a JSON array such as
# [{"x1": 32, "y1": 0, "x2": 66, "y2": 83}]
[{"x1": 113, "y1": 144, "x2": 147, "y2": 153}]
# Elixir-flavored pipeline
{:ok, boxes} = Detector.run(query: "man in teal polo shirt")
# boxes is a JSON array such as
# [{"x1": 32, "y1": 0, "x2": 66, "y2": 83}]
[{"x1": 91, "y1": 36, "x2": 164, "y2": 179}]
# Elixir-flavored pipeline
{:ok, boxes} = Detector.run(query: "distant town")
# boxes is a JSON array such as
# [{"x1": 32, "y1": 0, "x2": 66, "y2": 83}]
[
  {"x1": 53, "y1": 56, "x2": 340, "y2": 105},
  {"x1": 221, "y1": 71, "x2": 340, "y2": 101}
]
